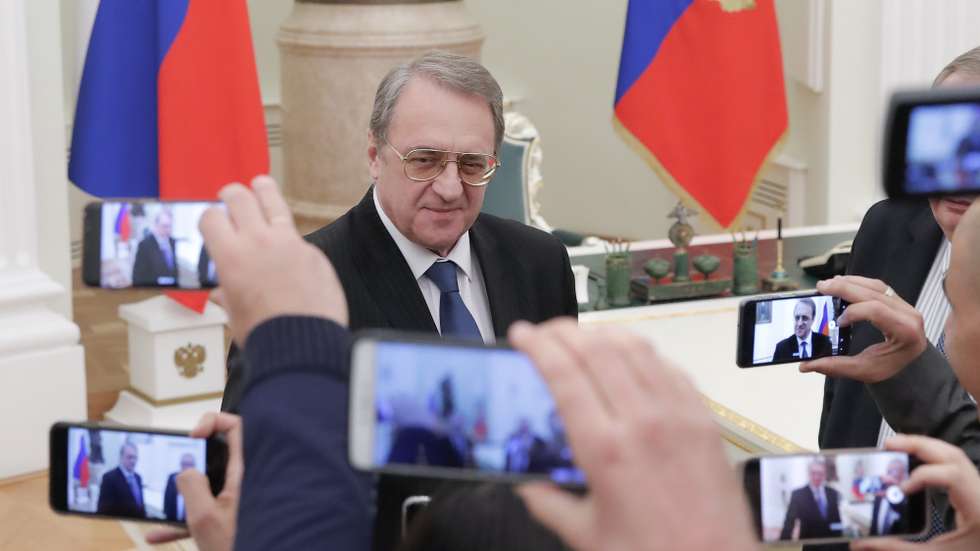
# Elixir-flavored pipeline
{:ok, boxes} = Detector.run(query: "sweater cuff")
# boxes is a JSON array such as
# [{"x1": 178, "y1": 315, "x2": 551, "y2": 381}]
[{"x1": 242, "y1": 316, "x2": 352, "y2": 387}]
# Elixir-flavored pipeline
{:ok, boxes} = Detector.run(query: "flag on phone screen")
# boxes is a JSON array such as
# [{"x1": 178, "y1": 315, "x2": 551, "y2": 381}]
[
  {"x1": 818, "y1": 301, "x2": 830, "y2": 336},
  {"x1": 68, "y1": 0, "x2": 269, "y2": 311},
  {"x1": 613, "y1": 0, "x2": 787, "y2": 229},
  {"x1": 73, "y1": 435, "x2": 90, "y2": 488}
]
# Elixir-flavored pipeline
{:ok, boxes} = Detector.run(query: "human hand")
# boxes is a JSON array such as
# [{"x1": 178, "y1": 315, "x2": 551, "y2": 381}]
[
  {"x1": 799, "y1": 275, "x2": 927, "y2": 383},
  {"x1": 851, "y1": 435, "x2": 980, "y2": 551},
  {"x1": 200, "y1": 175, "x2": 348, "y2": 345},
  {"x1": 144, "y1": 413, "x2": 243, "y2": 551},
  {"x1": 508, "y1": 319, "x2": 757, "y2": 551}
]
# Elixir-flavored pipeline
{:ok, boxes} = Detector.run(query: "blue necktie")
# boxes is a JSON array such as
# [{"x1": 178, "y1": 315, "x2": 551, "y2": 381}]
[
  {"x1": 426, "y1": 261, "x2": 482, "y2": 340},
  {"x1": 815, "y1": 489, "x2": 827, "y2": 518},
  {"x1": 125, "y1": 472, "x2": 142, "y2": 506},
  {"x1": 800, "y1": 341, "x2": 808, "y2": 359}
]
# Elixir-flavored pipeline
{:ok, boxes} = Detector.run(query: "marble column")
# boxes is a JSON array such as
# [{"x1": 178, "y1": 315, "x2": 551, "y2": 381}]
[
  {"x1": 278, "y1": 0, "x2": 484, "y2": 230},
  {"x1": 0, "y1": 0, "x2": 87, "y2": 479}
]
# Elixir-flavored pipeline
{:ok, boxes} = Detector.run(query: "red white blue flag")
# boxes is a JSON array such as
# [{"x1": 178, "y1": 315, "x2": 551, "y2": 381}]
[
  {"x1": 614, "y1": 0, "x2": 788, "y2": 228},
  {"x1": 69, "y1": 0, "x2": 269, "y2": 311}
]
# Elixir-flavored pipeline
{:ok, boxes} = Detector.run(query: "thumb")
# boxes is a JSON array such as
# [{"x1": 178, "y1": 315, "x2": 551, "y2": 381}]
[
  {"x1": 176, "y1": 469, "x2": 215, "y2": 519},
  {"x1": 516, "y1": 482, "x2": 591, "y2": 549}
]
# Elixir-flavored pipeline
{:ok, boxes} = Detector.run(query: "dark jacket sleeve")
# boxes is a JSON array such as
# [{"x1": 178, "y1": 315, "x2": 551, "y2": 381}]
[
  {"x1": 220, "y1": 343, "x2": 245, "y2": 413},
  {"x1": 233, "y1": 316, "x2": 373, "y2": 551},
  {"x1": 558, "y1": 244, "x2": 579, "y2": 318}
]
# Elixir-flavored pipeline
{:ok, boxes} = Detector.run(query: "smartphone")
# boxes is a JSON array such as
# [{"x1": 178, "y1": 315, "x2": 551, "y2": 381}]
[
  {"x1": 82, "y1": 200, "x2": 220, "y2": 289},
  {"x1": 348, "y1": 331, "x2": 584, "y2": 486},
  {"x1": 49, "y1": 422, "x2": 228, "y2": 524},
  {"x1": 736, "y1": 291, "x2": 851, "y2": 367},
  {"x1": 741, "y1": 449, "x2": 928, "y2": 545},
  {"x1": 883, "y1": 86, "x2": 980, "y2": 198}
]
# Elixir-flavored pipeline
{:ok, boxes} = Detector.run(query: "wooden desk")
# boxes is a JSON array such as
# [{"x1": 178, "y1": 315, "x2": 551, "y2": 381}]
[{"x1": 572, "y1": 224, "x2": 860, "y2": 458}]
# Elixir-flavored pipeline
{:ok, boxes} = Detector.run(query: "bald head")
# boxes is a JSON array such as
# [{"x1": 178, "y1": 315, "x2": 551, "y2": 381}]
[{"x1": 942, "y1": 200, "x2": 980, "y2": 397}]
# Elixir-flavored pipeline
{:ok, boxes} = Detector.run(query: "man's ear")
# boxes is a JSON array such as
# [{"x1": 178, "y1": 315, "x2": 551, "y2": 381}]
[{"x1": 368, "y1": 130, "x2": 381, "y2": 181}]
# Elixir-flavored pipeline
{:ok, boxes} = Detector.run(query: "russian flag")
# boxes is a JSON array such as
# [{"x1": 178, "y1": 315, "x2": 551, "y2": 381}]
[
  {"x1": 614, "y1": 0, "x2": 788, "y2": 229},
  {"x1": 69, "y1": 0, "x2": 269, "y2": 311},
  {"x1": 818, "y1": 300, "x2": 830, "y2": 336},
  {"x1": 113, "y1": 204, "x2": 131, "y2": 242},
  {"x1": 73, "y1": 435, "x2": 90, "y2": 488}
]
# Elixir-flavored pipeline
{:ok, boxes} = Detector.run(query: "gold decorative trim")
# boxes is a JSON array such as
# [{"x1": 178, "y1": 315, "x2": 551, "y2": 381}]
[
  {"x1": 703, "y1": 395, "x2": 808, "y2": 453},
  {"x1": 125, "y1": 387, "x2": 224, "y2": 408}
]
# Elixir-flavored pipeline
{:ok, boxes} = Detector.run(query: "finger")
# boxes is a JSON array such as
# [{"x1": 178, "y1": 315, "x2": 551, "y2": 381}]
[
  {"x1": 552, "y1": 326, "x2": 648, "y2": 416},
  {"x1": 833, "y1": 275, "x2": 890, "y2": 294},
  {"x1": 210, "y1": 288, "x2": 226, "y2": 309},
  {"x1": 835, "y1": 301, "x2": 912, "y2": 335},
  {"x1": 176, "y1": 469, "x2": 216, "y2": 519},
  {"x1": 509, "y1": 320, "x2": 611, "y2": 464},
  {"x1": 886, "y1": 434, "x2": 964, "y2": 465},
  {"x1": 817, "y1": 278, "x2": 909, "y2": 315},
  {"x1": 902, "y1": 463, "x2": 961, "y2": 496},
  {"x1": 199, "y1": 206, "x2": 236, "y2": 266},
  {"x1": 218, "y1": 415, "x2": 244, "y2": 498},
  {"x1": 515, "y1": 482, "x2": 591, "y2": 550},
  {"x1": 799, "y1": 355, "x2": 862, "y2": 377},
  {"x1": 219, "y1": 182, "x2": 266, "y2": 234},
  {"x1": 250, "y1": 175, "x2": 295, "y2": 230},
  {"x1": 144, "y1": 527, "x2": 190, "y2": 544},
  {"x1": 189, "y1": 412, "x2": 221, "y2": 438}
]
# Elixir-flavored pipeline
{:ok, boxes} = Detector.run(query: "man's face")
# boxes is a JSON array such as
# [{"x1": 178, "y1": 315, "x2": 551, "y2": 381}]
[
  {"x1": 120, "y1": 445, "x2": 138, "y2": 472},
  {"x1": 155, "y1": 212, "x2": 174, "y2": 239},
  {"x1": 886, "y1": 459, "x2": 906, "y2": 484},
  {"x1": 179, "y1": 453, "x2": 195, "y2": 471},
  {"x1": 794, "y1": 302, "x2": 814, "y2": 339},
  {"x1": 808, "y1": 463, "x2": 826, "y2": 487},
  {"x1": 942, "y1": 205, "x2": 980, "y2": 397},
  {"x1": 929, "y1": 71, "x2": 980, "y2": 240},
  {"x1": 368, "y1": 77, "x2": 493, "y2": 256}
]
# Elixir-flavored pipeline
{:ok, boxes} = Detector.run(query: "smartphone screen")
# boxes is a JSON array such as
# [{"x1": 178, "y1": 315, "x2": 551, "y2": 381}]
[
  {"x1": 83, "y1": 200, "x2": 219, "y2": 289},
  {"x1": 737, "y1": 292, "x2": 850, "y2": 367},
  {"x1": 349, "y1": 334, "x2": 584, "y2": 485},
  {"x1": 741, "y1": 450, "x2": 927, "y2": 544},
  {"x1": 49, "y1": 423, "x2": 226, "y2": 524}
]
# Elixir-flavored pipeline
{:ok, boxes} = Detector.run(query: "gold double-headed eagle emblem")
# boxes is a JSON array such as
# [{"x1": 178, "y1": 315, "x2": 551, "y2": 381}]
[{"x1": 174, "y1": 343, "x2": 206, "y2": 379}]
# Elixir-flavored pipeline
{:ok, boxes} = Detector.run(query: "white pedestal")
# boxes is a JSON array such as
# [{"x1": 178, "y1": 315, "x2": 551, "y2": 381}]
[{"x1": 106, "y1": 296, "x2": 228, "y2": 428}]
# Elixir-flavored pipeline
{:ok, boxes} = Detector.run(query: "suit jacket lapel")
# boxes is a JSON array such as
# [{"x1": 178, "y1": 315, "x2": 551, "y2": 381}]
[
  {"x1": 470, "y1": 216, "x2": 521, "y2": 337},
  {"x1": 349, "y1": 190, "x2": 437, "y2": 332},
  {"x1": 888, "y1": 205, "x2": 943, "y2": 304}
]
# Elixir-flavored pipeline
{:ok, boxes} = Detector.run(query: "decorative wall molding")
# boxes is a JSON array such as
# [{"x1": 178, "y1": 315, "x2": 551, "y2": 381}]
[{"x1": 780, "y1": 0, "x2": 825, "y2": 93}]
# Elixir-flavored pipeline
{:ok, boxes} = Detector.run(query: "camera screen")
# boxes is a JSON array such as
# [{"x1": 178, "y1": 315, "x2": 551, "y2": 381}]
[
  {"x1": 65, "y1": 427, "x2": 206, "y2": 522},
  {"x1": 905, "y1": 101, "x2": 980, "y2": 194},
  {"x1": 750, "y1": 295, "x2": 843, "y2": 365},
  {"x1": 372, "y1": 341, "x2": 583, "y2": 484},
  {"x1": 758, "y1": 451, "x2": 911, "y2": 542},
  {"x1": 98, "y1": 201, "x2": 217, "y2": 289}
]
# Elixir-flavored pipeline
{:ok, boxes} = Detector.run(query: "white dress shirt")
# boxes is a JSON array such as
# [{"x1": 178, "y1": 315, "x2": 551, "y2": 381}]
[{"x1": 373, "y1": 189, "x2": 494, "y2": 343}]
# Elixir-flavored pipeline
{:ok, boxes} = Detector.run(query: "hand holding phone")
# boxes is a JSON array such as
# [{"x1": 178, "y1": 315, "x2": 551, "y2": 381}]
[
  {"x1": 852, "y1": 435, "x2": 980, "y2": 551},
  {"x1": 144, "y1": 413, "x2": 243, "y2": 551},
  {"x1": 798, "y1": 276, "x2": 928, "y2": 383}
]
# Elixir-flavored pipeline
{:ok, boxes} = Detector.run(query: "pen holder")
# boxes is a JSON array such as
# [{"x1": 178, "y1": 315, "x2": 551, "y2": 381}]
[
  {"x1": 733, "y1": 242, "x2": 759, "y2": 295},
  {"x1": 605, "y1": 252, "x2": 633, "y2": 307}
]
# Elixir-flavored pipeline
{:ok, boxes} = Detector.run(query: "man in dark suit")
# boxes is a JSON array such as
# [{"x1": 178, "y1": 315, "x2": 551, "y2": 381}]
[
  {"x1": 132, "y1": 209, "x2": 177, "y2": 286},
  {"x1": 780, "y1": 460, "x2": 842, "y2": 541},
  {"x1": 163, "y1": 453, "x2": 196, "y2": 522},
  {"x1": 220, "y1": 52, "x2": 576, "y2": 550},
  {"x1": 868, "y1": 458, "x2": 908, "y2": 537},
  {"x1": 96, "y1": 443, "x2": 145, "y2": 518},
  {"x1": 773, "y1": 298, "x2": 833, "y2": 362},
  {"x1": 503, "y1": 419, "x2": 550, "y2": 473}
]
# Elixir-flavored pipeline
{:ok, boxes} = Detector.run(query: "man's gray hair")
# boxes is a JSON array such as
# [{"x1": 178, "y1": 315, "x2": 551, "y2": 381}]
[
  {"x1": 934, "y1": 46, "x2": 980, "y2": 87},
  {"x1": 369, "y1": 51, "x2": 504, "y2": 153},
  {"x1": 796, "y1": 298, "x2": 817, "y2": 319}
]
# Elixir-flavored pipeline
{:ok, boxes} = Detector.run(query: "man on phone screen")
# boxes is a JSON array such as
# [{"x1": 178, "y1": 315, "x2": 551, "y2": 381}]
[
  {"x1": 773, "y1": 298, "x2": 832, "y2": 361},
  {"x1": 96, "y1": 443, "x2": 145, "y2": 518}
]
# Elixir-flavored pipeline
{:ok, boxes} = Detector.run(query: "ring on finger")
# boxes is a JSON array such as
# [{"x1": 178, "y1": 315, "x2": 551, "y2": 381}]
[{"x1": 883, "y1": 286, "x2": 896, "y2": 298}]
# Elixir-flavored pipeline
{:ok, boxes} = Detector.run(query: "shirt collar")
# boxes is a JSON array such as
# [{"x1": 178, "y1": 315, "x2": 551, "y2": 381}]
[
  {"x1": 797, "y1": 333, "x2": 812, "y2": 348},
  {"x1": 373, "y1": 187, "x2": 473, "y2": 282}
]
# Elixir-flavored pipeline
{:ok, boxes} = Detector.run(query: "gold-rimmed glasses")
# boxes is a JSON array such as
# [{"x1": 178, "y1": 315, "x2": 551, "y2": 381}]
[{"x1": 385, "y1": 140, "x2": 500, "y2": 187}]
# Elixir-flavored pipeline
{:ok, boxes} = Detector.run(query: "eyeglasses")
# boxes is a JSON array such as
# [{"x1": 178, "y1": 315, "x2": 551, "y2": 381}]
[{"x1": 385, "y1": 141, "x2": 500, "y2": 187}]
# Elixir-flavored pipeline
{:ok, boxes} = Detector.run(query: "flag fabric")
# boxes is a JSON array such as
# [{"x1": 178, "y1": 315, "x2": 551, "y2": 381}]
[
  {"x1": 818, "y1": 300, "x2": 830, "y2": 336},
  {"x1": 73, "y1": 435, "x2": 90, "y2": 488},
  {"x1": 69, "y1": 0, "x2": 269, "y2": 311},
  {"x1": 113, "y1": 204, "x2": 131, "y2": 242},
  {"x1": 614, "y1": 0, "x2": 788, "y2": 229}
]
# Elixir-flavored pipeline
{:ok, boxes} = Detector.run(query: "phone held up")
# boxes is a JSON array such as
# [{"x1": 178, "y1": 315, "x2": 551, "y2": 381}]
[
  {"x1": 82, "y1": 200, "x2": 221, "y2": 289},
  {"x1": 736, "y1": 290, "x2": 851, "y2": 368},
  {"x1": 348, "y1": 331, "x2": 584, "y2": 486},
  {"x1": 883, "y1": 85, "x2": 980, "y2": 199},
  {"x1": 49, "y1": 422, "x2": 228, "y2": 525},
  {"x1": 741, "y1": 448, "x2": 928, "y2": 545}
]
